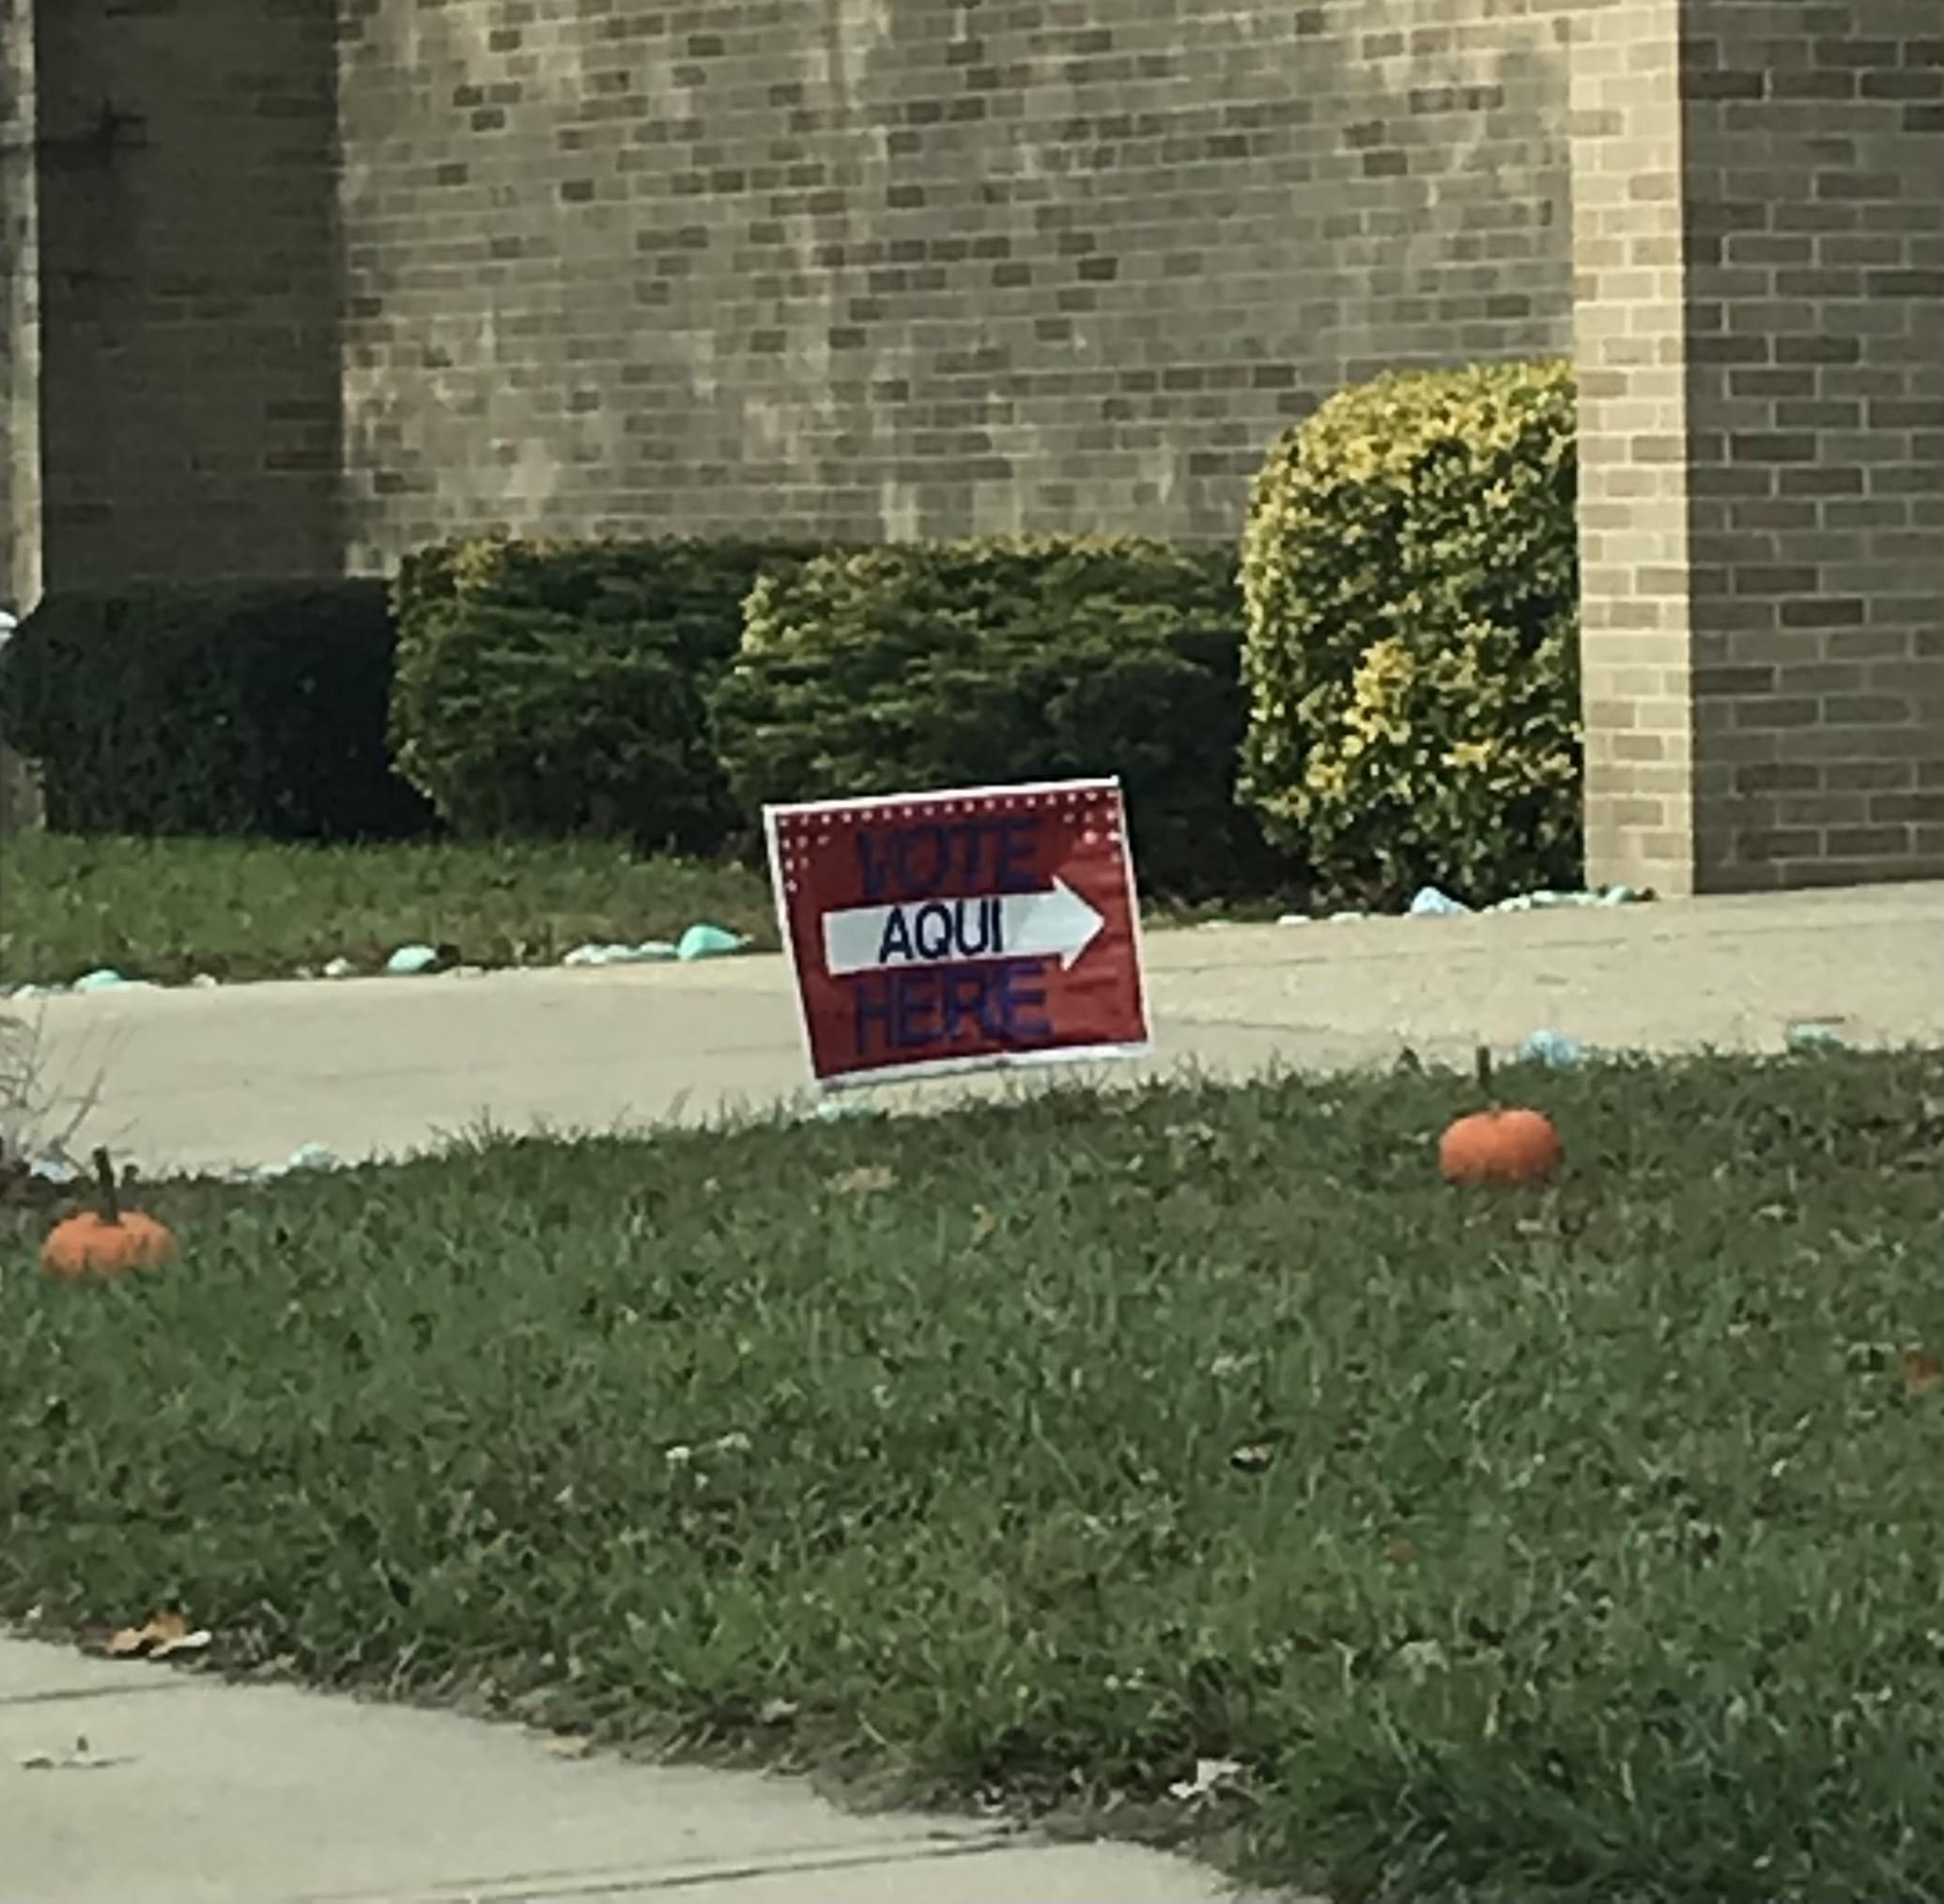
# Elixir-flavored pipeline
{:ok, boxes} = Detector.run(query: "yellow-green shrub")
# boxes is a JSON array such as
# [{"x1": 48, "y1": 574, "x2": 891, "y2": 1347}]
[{"x1": 1240, "y1": 360, "x2": 1582, "y2": 906}]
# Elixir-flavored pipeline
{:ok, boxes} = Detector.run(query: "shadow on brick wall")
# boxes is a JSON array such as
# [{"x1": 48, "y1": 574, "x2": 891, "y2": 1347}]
[{"x1": 32, "y1": 0, "x2": 344, "y2": 587}]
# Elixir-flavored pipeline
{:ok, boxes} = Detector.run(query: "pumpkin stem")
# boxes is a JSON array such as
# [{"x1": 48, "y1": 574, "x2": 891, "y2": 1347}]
[
  {"x1": 1474, "y1": 1043, "x2": 1495, "y2": 1102},
  {"x1": 90, "y1": 1147, "x2": 121, "y2": 1226}
]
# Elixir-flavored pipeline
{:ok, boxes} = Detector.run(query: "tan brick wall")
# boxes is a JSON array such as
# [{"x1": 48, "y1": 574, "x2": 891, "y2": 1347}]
[
  {"x1": 30, "y1": 0, "x2": 344, "y2": 588},
  {"x1": 335, "y1": 0, "x2": 1575, "y2": 565},
  {"x1": 1680, "y1": 1, "x2": 1944, "y2": 888}
]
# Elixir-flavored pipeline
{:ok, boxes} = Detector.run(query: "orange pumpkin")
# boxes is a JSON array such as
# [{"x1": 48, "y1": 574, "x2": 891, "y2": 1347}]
[
  {"x1": 39, "y1": 1148, "x2": 177, "y2": 1282},
  {"x1": 1438, "y1": 1046, "x2": 1562, "y2": 1186}
]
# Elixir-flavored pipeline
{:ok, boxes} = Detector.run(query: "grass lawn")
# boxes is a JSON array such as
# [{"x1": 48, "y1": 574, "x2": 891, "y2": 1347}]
[
  {"x1": 5, "y1": 1051, "x2": 1942, "y2": 1901},
  {"x1": 0, "y1": 831, "x2": 778, "y2": 986},
  {"x1": 0, "y1": 831, "x2": 1305, "y2": 989}
]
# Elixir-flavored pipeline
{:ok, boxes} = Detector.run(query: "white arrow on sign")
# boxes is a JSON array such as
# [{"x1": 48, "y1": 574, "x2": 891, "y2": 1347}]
[{"x1": 823, "y1": 880, "x2": 1105, "y2": 977}]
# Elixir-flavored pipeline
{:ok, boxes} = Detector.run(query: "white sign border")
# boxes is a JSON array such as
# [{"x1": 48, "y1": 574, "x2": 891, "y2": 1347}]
[{"x1": 763, "y1": 775, "x2": 1156, "y2": 1093}]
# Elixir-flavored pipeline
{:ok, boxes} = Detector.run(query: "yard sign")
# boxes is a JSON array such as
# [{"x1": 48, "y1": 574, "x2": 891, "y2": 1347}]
[{"x1": 764, "y1": 778, "x2": 1152, "y2": 1089}]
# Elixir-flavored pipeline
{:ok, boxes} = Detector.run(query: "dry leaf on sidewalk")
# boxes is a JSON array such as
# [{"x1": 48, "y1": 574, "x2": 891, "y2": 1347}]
[
  {"x1": 19, "y1": 1733, "x2": 133, "y2": 1772},
  {"x1": 1903, "y1": 1349, "x2": 1942, "y2": 1398},
  {"x1": 103, "y1": 1611, "x2": 212, "y2": 1660}
]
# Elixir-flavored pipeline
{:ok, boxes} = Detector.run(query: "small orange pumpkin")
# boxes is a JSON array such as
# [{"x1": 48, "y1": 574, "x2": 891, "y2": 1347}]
[
  {"x1": 40, "y1": 1148, "x2": 177, "y2": 1282},
  {"x1": 1438, "y1": 1045, "x2": 1562, "y2": 1186}
]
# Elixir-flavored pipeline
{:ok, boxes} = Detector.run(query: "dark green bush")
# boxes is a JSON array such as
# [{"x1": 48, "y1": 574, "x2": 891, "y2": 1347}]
[
  {"x1": 1241, "y1": 359, "x2": 1582, "y2": 906},
  {"x1": 0, "y1": 582, "x2": 431, "y2": 841},
  {"x1": 389, "y1": 536, "x2": 826, "y2": 854},
  {"x1": 711, "y1": 536, "x2": 1289, "y2": 902}
]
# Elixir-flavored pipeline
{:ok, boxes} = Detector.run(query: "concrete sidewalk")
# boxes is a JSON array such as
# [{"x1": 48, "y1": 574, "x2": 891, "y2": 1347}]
[
  {"x1": 21, "y1": 882, "x2": 1944, "y2": 1178},
  {"x1": 0, "y1": 1640, "x2": 1265, "y2": 1904}
]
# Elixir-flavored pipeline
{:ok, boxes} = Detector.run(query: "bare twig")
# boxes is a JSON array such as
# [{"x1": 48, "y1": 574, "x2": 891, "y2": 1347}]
[{"x1": 0, "y1": 1006, "x2": 109, "y2": 1177}]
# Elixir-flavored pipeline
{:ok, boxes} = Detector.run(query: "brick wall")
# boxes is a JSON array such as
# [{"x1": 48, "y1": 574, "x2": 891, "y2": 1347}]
[
  {"x1": 8, "y1": 0, "x2": 1938, "y2": 888},
  {"x1": 1679, "y1": 1, "x2": 1944, "y2": 887},
  {"x1": 335, "y1": 0, "x2": 1575, "y2": 565},
  {"x1": 30, "y1": 0, "x2": 344, "y2": 588}
]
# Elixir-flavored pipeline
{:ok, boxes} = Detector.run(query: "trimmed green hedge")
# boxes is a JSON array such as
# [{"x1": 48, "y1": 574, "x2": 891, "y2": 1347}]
[
  {"x1": 1241, "y1": 360, "x2": 1583, "y2": 906},
  {"x1": 711, "y1": 536, "x2": 1289, "y2": 902},
  {"x1": 388, "y1": 536, "x2": 827, "y2": 854},
  {"x1": 0, "y1": 582, "x2": 430, "y2": 842}
]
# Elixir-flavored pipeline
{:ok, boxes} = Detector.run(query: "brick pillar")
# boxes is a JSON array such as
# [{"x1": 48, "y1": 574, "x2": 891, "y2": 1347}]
[
  {"x1": 1568, "y1": 0, "x2": 1697, "y2": 895},
  {"x1": 1572, "y1": 0, "x2": 1944, "y2": 893}
]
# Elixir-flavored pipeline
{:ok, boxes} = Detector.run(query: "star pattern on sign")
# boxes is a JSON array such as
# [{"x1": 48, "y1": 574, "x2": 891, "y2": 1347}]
[{"x1": 775, "y1": 786, "x2": 1125, "y2": 882}]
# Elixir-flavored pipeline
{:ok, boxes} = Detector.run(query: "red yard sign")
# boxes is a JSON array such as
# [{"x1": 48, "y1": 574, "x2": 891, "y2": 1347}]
[{"x1": 764, "y1": 778, "x2": 1153, "y2": 1088}]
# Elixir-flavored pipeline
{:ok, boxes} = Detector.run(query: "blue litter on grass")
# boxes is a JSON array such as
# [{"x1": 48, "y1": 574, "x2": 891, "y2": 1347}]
[
  {"x1": 71, "y1": 968, "x2": 150, "y2": 993},
  {"x1": 814, "y1": 1097, "x2": 887, "y2": 1122},
  {"x1": 1520, "y1": 1028, "x2": 1586, "y2": 1068},
  {"x1": 1491, "y1": 886, "x2": 1643, "y2": 915},
  {"x1": 237, "y1": 1143, "x2": 345, "y2": 1184},
  {"x1": 384, "y1": 944, "x2": 441, "y2": 976},
  {"x1": 1273, "y1": 884, "x2": 1647, "y2": 930},
  {"x1": 677, "y1": 923, "x2": 746, "y2": 961},
  {"x1": 563, "y1": 940, "x2": 679, "y2": 967}
]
